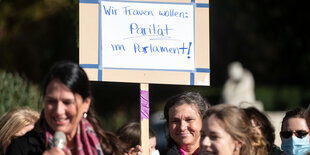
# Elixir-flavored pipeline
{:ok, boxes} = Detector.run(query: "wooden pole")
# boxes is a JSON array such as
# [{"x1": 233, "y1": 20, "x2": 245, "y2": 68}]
[{"x1": 140, "y1": 83, "x2": 149, "y2": 155}]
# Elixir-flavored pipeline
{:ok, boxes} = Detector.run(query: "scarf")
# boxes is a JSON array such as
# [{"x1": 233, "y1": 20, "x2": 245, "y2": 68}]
[
  {"x1": 178, "y1": 146, "x2": 199, "y2": 155},
  {"x1": 43, "y1": 118, "x2": 104, "y2": 155}
]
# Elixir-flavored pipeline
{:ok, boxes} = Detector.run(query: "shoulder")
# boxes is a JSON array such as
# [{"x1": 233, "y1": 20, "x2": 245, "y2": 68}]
[
  {"x1": 5, "y1": 130, "x2": 44, "y2": 155},
  {"x1": 269, "y1": 144, "x2": 285, "y2": 155},
  {"x1": 166, "y1": 145, "x2": 180, "y2": 155}
]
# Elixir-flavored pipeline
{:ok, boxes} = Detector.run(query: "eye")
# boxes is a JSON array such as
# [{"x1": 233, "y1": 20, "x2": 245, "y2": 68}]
[
  {"x1": 186, "y1": 118, "x2": 194, "y2": 122},
  {"x1": 45, "y1": 98, "x2": 57, "y2": 104},
  {"x1": 171, "y1": 119, "x2": 180, "y2": 123},
  {"x1": 296, "y1": 130, "x2": 309, "y2": 138},
  {"x1": 209, "y1": 134, "x2": 219, "y2": 140},
  {"x1": 62, "y1": 99, "x2": 75, "y2": 105},
  {"x1": 63, "y1": 101, "x2": 74, "y2": 105},
  {"x1": 200, "y1": 133, "x2": 206, "y2": 138}
]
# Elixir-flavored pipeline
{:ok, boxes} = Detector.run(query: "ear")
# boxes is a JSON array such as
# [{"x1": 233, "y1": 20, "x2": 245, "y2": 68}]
[
  {"x1": 82, "y1": 97, "x2": 91, "y2": 113},
  {"x1": 234, "y1": 140, "x2": 243, "y2": 151}
]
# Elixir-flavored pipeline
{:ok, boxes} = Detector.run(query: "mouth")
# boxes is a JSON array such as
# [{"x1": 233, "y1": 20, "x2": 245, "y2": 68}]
[
  {"x1": 200, "y1": 148, "x2": 216, "y2": 155},
  {"x1": 53, "y1": 117, "x2": 68, "y2": 125},
  {"x1": 178, "y1": 132, "x2": 190, "y2": 136},
  {"x1": 204, "y1": 151, "x2": 216, "y2": 155}
]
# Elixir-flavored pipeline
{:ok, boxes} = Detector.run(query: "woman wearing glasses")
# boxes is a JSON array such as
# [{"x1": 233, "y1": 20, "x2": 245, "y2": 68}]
[{"x1": 280, "y1": 107, "x2": 310, "y2": 155}]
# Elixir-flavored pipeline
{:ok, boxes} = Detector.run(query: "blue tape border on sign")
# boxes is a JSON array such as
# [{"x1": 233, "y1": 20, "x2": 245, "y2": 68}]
[
  {"x1": 80, "y1": 0, "x2": 98, "y2": 4},
  {"x1": 80, "y1": 64, "x2": 210, "y2": 85},
  {"x1": 79, "y1": 0, "x2": 210, "y2": 84}
]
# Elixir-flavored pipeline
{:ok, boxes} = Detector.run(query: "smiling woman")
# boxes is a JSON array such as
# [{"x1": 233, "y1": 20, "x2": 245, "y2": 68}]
[
  {"x1": 164, "y1": 92, "x2": 209, "y2": 155},
  {"x1": 5, "y1": 61, "x2": 126, "y2": 155},
  {"x1": 200, "y1": 104, "x2": 267, "y2": 155}
]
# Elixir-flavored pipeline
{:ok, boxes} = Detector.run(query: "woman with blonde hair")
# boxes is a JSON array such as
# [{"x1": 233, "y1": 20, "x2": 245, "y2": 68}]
[
  {"x1": 200, "y1": 104, "x2": 267, "y2": 155},
  {"x1": 0, "y1": 107, "x2": 39, "y2": 154}
]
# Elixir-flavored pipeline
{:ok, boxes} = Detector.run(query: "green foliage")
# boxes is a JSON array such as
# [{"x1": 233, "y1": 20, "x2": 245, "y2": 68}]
[
  {"x1": 256, "y1": 86, "x2": 276, "y2": 110},
  {"x1": 99, "y1": 109, "x2": 128, "y2": 132},
  {"x1": 256, "y1": 86, "x2": 306, "y2": 111},
  {"x1": 0, "y1": 0, "x2": 79, "y2": 82},
  {"x1": 0, "y1": 70, "x2": 42, "y2": 116}
]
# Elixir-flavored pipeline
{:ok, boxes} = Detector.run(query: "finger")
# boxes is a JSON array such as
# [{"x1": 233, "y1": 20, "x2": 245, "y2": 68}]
[
  {"x1": 135, "y1": 145, "x2": 143, "y2": 152},
  {"x1": 64, "y1": 148, "x2": 71, "y2": 155},
  {"x1": 42, "y1": 147, "x2": 65, "y2": 155}
]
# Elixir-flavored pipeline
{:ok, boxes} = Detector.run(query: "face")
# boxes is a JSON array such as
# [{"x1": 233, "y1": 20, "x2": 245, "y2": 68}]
[
  {"x1": 168, "y1": 103, "x2": 202, "y2": 148},
  {"x1": 44, "y1": 79, "x2": 90, "y2": 137},
  {"x1": 14, "y1": 124, "x2": 35, "y2": 137},
  {"x1": 149, "y1": 137, "x2": 156, "y2": 153},
  {"x1": 306, "y1": 106, "x2": 310, "y2": 130},
  {"x1": 281, "y1": 118, "x2": 309, "y2": 140},
  {"x1": 200, "y1": 115, "x2": 240, "y2": 155}
]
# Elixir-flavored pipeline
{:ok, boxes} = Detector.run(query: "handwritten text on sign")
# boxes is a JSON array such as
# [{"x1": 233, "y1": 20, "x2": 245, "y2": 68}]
[{"x1": 100, "y1": 1, "x2": 195, "y2": 71}]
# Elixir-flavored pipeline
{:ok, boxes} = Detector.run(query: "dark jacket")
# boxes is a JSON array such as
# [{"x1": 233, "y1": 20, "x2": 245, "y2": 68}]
[
  {"x1": 5, "y1": 130, "x2": 45, "y2": 155},
  {"x1": 269, "y1": 144, "x2": 285, "y2": 155},
  {"x1": 166, "y1": 145, "x2": 180, "y2": 155}
]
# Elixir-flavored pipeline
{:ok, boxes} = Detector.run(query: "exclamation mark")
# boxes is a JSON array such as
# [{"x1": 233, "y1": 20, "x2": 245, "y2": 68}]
[{"x1": 187, "y1": 42, "x2": 192, "y2": 59}]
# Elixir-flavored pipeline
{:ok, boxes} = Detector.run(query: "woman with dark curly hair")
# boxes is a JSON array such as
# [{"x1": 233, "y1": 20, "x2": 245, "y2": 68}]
[{"x1": 243, "y1": 107, "x2": 284, "y2": 155}]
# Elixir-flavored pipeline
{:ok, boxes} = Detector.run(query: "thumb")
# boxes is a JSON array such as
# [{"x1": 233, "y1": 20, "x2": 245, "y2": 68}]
[{"x1": 64, "y1": 148, "x2": 71, "y2": 155}]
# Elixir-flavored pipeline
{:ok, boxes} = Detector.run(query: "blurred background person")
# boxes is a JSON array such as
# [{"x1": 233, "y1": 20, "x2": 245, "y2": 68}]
[
  {"x1": 5, "y1": 61, "x2": 124, "y2": 155},
  {"x1": 280, "y1": 107, "x2": 310, "y2": 155},
  {"x1": 116, "y1": 122, "x2": 159, "y2": 155},
  {"x1": 200, "y1": 104, "x2": 267, "y2": 155},
  {"x1": 164, "y1": 92, "x2": 209, "y2": 155},
  {"x1": 243, "y1": 106, "x2": 284, "y2": 155},
  {"x1": 0, "y1": 107, "x2": 39, "y2": 154}
]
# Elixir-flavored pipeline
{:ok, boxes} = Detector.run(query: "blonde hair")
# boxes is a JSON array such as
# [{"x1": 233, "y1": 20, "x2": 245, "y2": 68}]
[
  {"x1": 203, "y1": 104, "x2": 267, "y2": 155},
  {"x1": 0, "y1": 107, "x2": 39, "y2": 154}
]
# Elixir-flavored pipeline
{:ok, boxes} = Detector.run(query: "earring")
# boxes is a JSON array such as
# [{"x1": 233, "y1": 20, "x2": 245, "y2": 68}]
[{"x1": 83, "y1": 112, "x2": 87, "y2": 118}]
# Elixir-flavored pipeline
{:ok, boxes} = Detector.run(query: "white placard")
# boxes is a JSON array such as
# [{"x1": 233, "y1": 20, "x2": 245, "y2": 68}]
[{"x1": 100, "y1": 1, "x2": 195, "y2": 71}]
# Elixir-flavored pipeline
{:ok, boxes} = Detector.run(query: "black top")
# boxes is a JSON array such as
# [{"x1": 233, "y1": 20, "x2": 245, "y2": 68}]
[
  {"x1": 269, "y1": 144, "x2": 285, "y2": 155},
  {"x1": 166, "y1": 145, "x2": 181, "y2": 155},
  {"x1": 5, "y1": 130, "x2": 45, "y2": 155}
]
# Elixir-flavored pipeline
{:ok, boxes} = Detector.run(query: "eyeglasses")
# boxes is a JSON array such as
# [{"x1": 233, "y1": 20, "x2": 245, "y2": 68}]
[{"x1": 280, "y1": 130, "x2": 309, "y2": 139}]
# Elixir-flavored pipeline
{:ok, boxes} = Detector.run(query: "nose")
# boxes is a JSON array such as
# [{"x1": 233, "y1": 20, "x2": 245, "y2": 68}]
[
  {"x1": 201, "y1": 136, "x2": 211, "y2": 147},
  {"x1": 55, "y1": 101, "x2": 65, "y2": 115},
  {"x1": 180, "y1": 120, "x2": 187, "y2": 131}
]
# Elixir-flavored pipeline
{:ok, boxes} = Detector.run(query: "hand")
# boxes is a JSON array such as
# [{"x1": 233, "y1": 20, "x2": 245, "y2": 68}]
[
  {"x1": 127, "y1": 145, "x2": 143, "y2": 155},
  {"x1": 42, "y1": 147, "x2": 71, "y2": 155}
]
